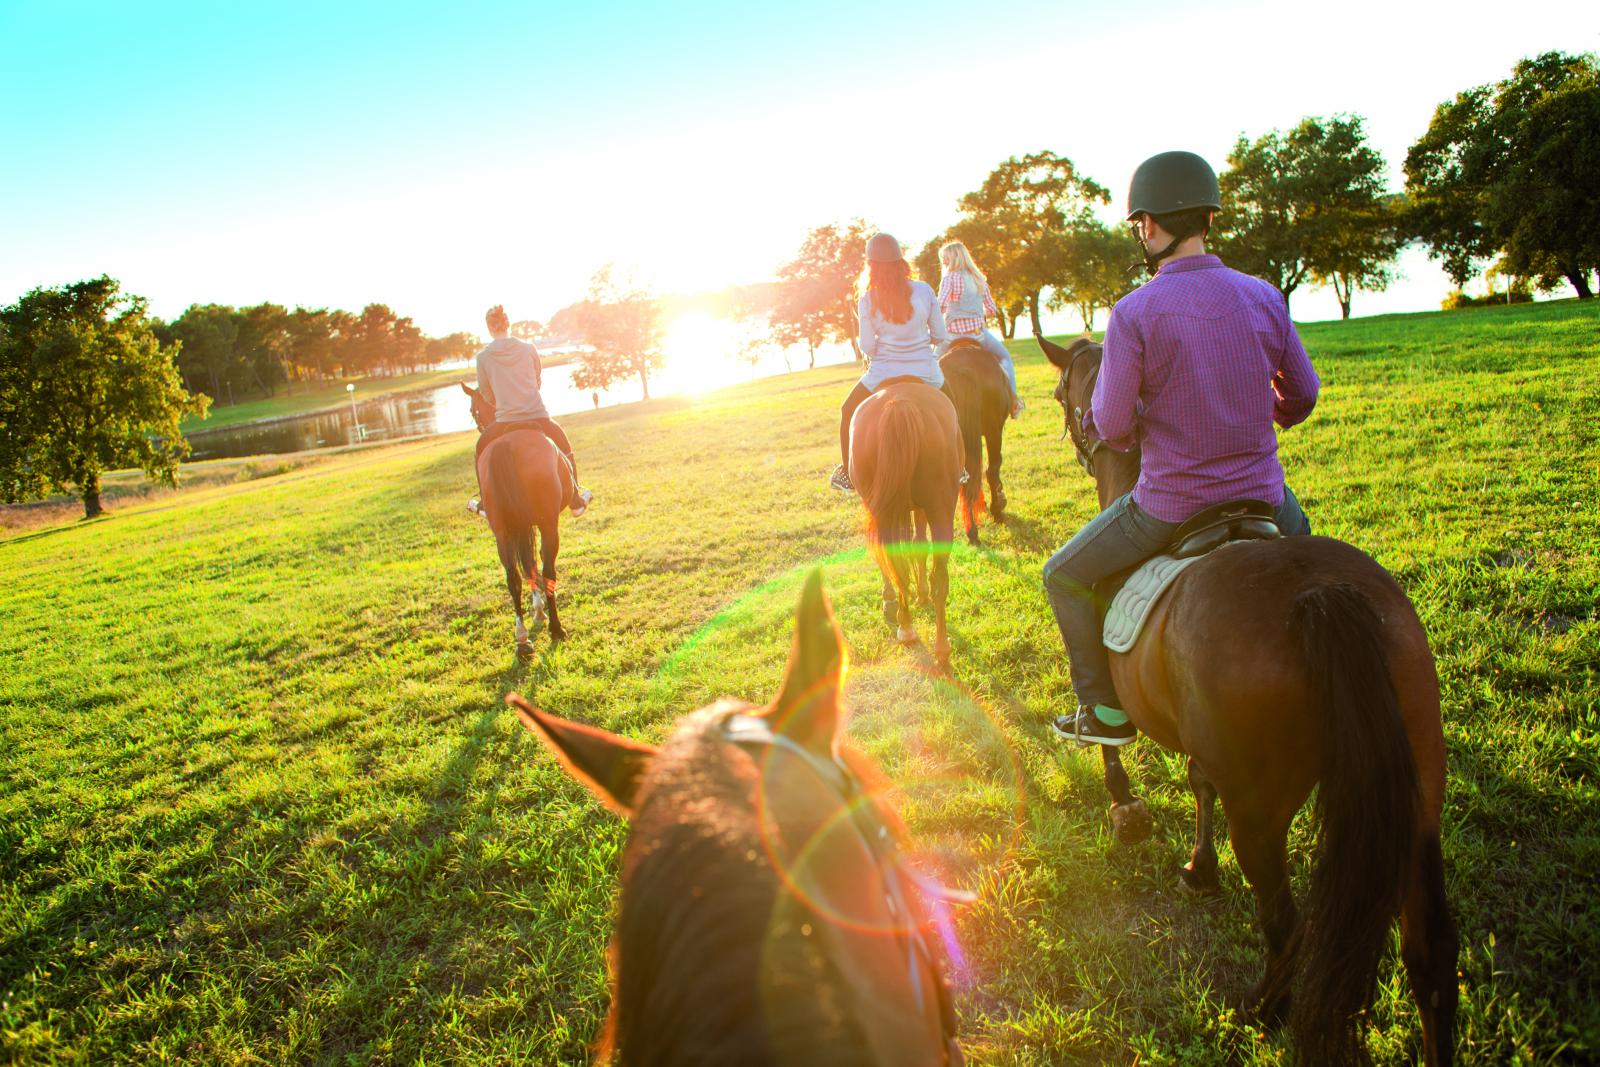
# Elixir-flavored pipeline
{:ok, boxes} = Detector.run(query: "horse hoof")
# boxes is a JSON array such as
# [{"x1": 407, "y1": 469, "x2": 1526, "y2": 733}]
[
  {"x1": 897, "y1": 626, "x2": 918, "y2": 645},
  {"x1": 966, "y1": 530, "x2": 980, "y2": 547},
  {"x1": 1179, "y1": 863, "x2": 1220, "y2": 895},
  {"x1": 550, "y1": 626, "x2": 568, "y2": 643},
  {"x1": 516, "y1": 640, "x2": 536, "y2": 659},
  {"x1": 1110, "y1": 799, "x2": 1154, "y2": 844}
]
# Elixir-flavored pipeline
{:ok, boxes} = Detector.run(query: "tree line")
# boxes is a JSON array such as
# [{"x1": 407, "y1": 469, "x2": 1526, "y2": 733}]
[{"x1": 157, "y1": 302, "x2": 479, "y2": 406}]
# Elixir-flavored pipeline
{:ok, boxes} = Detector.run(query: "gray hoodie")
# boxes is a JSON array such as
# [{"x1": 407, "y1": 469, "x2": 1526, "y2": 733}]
[{"x1": 474, "y1": 337, "x2": 548, "y2": 422}]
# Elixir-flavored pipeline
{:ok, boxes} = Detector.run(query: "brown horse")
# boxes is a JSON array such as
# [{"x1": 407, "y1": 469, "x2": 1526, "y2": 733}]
[
  {"x1": 511, "y1": 572, "x2": 963, "y2": 1066},
  {"x1": 848, "y1": 380, "x2": 964, "y2": 670},
  {"x1": 939, "y1": 340, "x2": 1010, "y2": 545},
  {"x1": 462, "y1": 382, "x2": 569, "y2": 653},
  {"x1": 1037, "y1": 334, "x2": 1459, "y2": 1067}
]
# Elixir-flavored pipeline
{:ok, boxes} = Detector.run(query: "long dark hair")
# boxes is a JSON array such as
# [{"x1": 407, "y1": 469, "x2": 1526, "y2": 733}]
[{"x1": 865, "y1": 259, "x2": 914, "y2": 325}]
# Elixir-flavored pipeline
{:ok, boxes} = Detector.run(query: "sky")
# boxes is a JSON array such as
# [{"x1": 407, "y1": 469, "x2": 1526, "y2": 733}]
[{"x1": 2, "y1": 0, "x2": 1596, "y2": 336}]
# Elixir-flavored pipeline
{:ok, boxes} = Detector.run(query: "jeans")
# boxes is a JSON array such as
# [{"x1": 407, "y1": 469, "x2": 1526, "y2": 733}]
[
  {"x1": 951, "y1": 329, "x2": 1017, "y2": 401},
  {"x1": 1042, "y1": 486, "x2": 1311, "y2": 708}
]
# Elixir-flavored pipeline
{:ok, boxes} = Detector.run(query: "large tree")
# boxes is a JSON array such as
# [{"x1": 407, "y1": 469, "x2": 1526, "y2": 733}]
[
  {"x1": 1214, "y1": 114, "x2": 1400, "y2": 314},
  {"x1": 955, "y1": 151, "x2": 1110, "y2": 336},
  {"x1": 1405, "y1": 51, "x2": 1600, "y2": 298},
  {"x1": 169, "y1": 303, "x2": 241, "y2": 403},
  {"x1": 771, "y1": 220, "x2": 873, "y2": 365},
  {"x1": 0, "y1": 277, "x2": 208, "y2": 518},
  {"x1": 1048, "y1": 218, "x2": 1140, "y2": 331},
  {"x1": 572, "y1": 267, "x2": 665, "y2": 400}
]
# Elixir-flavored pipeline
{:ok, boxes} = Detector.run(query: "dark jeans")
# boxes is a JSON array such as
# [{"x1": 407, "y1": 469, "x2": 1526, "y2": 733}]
[
  {"x1": 475, "y1": 418, "x2": 577, "y2": 494},
  {"x1": 1042, "y1": 486, "x2": 1311, "y2": 708}
]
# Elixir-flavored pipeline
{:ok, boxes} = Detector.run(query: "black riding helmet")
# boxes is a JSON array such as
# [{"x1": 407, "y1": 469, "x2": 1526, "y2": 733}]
[{"x1": 1125, "y1": 150, "x2": 1222, "y2": 221}]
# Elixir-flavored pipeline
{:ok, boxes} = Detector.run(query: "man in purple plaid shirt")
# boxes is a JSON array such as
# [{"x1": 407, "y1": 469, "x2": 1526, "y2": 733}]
[{"x1": 1045, "y1": 151, "x2": 1320, "y2": 747}]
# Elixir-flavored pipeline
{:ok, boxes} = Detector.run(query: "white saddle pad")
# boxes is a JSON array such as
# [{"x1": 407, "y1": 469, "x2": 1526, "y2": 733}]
[{"x1": 1103, "y1": 554, "x2": 1203, "y2": 653}]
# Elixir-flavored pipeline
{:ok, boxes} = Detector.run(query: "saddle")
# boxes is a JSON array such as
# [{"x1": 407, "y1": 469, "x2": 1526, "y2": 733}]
[{"x1": 1100, "y1": 499, "x2": 1282, "y2": 653}]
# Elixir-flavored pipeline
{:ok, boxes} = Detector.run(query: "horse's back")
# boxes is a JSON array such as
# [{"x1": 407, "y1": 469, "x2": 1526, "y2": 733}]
[
  {"x1": 477, "y1": 429, "x2": 568, "y2": 527},
  {"x1": 1125, "y1": 535, "x2": 1440, "y2": 806},
  {"x1": 939, "y1": 343, "x2": 1007, "y2": 418},
  {"x1": 851, "y1": 384, "x2": 962, "y2": 513}
]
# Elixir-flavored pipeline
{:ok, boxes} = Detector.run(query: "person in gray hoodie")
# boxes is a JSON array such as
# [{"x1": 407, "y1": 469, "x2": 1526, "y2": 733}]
[{"x1": 467, "y1": 304, "x2": 593, "y2": 517}]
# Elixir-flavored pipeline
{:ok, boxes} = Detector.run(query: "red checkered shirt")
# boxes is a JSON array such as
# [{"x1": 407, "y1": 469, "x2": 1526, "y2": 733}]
[{"x1": 937, "y1": 270, "x2": 999, "y2": 335}]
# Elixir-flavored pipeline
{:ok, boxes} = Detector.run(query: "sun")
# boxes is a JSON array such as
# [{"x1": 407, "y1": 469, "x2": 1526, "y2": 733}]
[{"x1": 661, "y1": 313, "x2": 746, "y2": 394}]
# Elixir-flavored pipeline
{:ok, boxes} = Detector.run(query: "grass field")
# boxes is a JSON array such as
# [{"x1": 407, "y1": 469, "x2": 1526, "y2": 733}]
[{"x1": 3, "y1": 300, "x2": 1597, "y2": 1065}]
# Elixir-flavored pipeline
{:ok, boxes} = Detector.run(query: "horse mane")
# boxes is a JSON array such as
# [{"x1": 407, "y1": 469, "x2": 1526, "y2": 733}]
[{"x1": 603, "y1": 703, "x2": 880, "y2": 1067}]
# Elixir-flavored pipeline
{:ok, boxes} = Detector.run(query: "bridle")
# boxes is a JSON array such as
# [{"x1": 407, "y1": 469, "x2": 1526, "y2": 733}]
[
  {"x1": 1056, "y1": 344, "x2": 1108, "y2": 478},
  {"x1": 720, "y1": 712, "x2": 964, "y2": 1065}
]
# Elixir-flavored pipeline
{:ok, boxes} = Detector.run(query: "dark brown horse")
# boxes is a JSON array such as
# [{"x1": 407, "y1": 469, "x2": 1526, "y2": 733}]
[
  {"x1": 462, "y1": 382, "x2": 569, "y2": 653},
  {"x1": 512, "y1": 572, "x2": 963, "y2": 1066},
  {"x1": 939, "y1": 340, "x2": 1010, "y2": 545},
  {"x1": 1037, "y1": 334, "x2": 1459, "y2": 1067},
  {"x1": 848, "y1": 380, "x2": 964, "y2": 670}
]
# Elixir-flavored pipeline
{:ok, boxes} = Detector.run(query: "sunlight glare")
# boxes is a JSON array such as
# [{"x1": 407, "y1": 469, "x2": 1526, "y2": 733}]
[{"x1": 660, "y1": 313, "x2": 746, "y2": 394}]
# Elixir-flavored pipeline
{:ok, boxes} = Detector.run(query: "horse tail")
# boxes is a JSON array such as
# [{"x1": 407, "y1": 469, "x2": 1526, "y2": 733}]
[
  {"x1": 947, "y1": 359, "x2": 986, "y2": 519},
  {"x1": 858, "y1": 395, "x2": 922, "y2": 603},
  {"x1": 1291, "y1": 583, "x2": 1419, "y2": 1066},
  {"x1": 485, "y1": 445, "x2": 536, "y2": 579}
]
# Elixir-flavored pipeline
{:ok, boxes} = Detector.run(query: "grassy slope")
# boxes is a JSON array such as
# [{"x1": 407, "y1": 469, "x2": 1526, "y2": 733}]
[{"x1": 2, "y1": 300, "x2": 1597, "y2": 1065}]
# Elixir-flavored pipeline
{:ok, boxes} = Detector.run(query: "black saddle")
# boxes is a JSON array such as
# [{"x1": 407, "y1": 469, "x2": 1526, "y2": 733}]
[{"x1": 1169, "y1": 498, "x2": 1281, "y2": 559}]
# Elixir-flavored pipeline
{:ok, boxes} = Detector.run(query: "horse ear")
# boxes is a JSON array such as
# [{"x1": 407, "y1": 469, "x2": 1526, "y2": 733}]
[
  {"x1": 508, "y1": 695, "x2": 657, "y2": 816},
  {"x1": 1036, "y1": 334, "x2": 1074, "y2": 369},
  {"x1": 767, "y1": 570, "x2": 847, "y2": 755},
  {"x1": 460, "y1": 381, "x2": 477, "y2": 397}
]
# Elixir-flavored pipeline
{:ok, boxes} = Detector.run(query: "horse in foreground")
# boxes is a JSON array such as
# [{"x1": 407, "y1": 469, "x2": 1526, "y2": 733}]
[
  {"x1": 848, "y1": 380, "x2": 964, "y2": 670},
  {"x1": 939, "y1": 340, "x2": 1010, "y2": 544},
  {"x1": 1039, "y1": 335, "x2": 1458, "y2": 1067},
  {"x1": 462, "y1": 382, "x2": 569, "y2": 653},
  {"x1": 512, "y1": 572, "x2": 963, "y2": 1066}
]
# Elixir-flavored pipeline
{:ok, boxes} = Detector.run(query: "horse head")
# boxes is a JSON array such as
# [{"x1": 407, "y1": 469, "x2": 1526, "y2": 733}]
[
  {"x1": 1035, "y1": 334, "x2": 1139, "y2": 508},
  {"x1": 511, "y1": 570, "x2": 961, "y2": 1066},
  {"x1": 460, "y1": 381, "x2": 495, "y2": 432}
]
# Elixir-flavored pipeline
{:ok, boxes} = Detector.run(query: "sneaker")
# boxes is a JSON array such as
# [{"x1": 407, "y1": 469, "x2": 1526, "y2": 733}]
[
  {"x1": 1011, "y1": 398, "x2": 1025, "y2": 420},
  {"x1": 570, "y1": 486, "x2": 594, "y2": 518},
  {"x1": 466, "y1": 497, "x2": 486, "y2": 519},
  {"x1": 829, "y1": 465, "x2": 855, "y2": 493},
  {"x1": 1051, "y1": 707, "x2": 1136, "y2": 747}
]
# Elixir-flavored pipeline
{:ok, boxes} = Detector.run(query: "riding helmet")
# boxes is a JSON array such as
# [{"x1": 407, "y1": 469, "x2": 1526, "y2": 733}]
[
  {"x1": 865, "y1": 233, "x2": 904, "y2": 262},
  {"x1": 1125, "y1": 151, "x2": 1222, "y2": 220}
]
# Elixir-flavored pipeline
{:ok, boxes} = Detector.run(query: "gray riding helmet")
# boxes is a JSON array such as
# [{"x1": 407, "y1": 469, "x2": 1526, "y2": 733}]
[
  {"x1": 1125, "y1": 151, "x2": 1222, "y2": 220},
  {"x1": 865, "y1": 233, "x2": 904, "y2": 262}
]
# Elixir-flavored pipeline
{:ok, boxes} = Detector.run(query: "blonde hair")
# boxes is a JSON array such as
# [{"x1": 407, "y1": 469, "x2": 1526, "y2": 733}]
[
  {"x1": 939, "y1": 241, "x2": 988, "y2": 288},
  {"x1": 485, "y1": 304, "x2": 510, "y2": 334}
]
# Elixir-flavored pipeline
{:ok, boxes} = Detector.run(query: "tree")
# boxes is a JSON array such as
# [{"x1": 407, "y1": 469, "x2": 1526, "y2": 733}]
[
  {"x1": 572, "y1": 267, "x2": 665, "y2": 400},
  {"x1": 1405, "y1": 51, "x2": 1600, "y2": 299},
  {"x1": 1214, "y1": 115, "x2": 1400, "y2": 315},
  {"x1": 771, "y1": 220, "x2": 873, "y2": 366},
  {"x1": 236, "y1": 303, "x2": 290, "y2": 396},
  {"x1": 425, "y1": 331, "x2": 479, "y2": 366},
  {"x1": 511, "y1": 319, "x2": 544, "y2": 342},
  {"x1": 1048, "y1": 219, "x2": 1140, "y2": 331},
  {"x1": 0, "y1": 277, "x2": 208, "y2": 518},
  {"x1": 169, "y1": 303, "x2": 241, "y2": 403},
  {"x1": 955, "y1": 151, "x2": 1110, "y2": 335}
]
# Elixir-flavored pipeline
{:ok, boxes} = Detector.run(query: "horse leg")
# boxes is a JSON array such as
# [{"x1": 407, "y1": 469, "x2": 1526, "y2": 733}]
[
  {"x1": 913, "y1": 508, "x2": 931, "y2": 605},
  {"x1": 1179, "y1": 756, "x2": 1221, "y2": 894},
  {"x1": 497, "y1": 535, "x2": 533, "y2": 658},
  {"x1": 1102, "y1": 746, "x2": 1153, "y2": 844},
  {"x1": 1230, "y1": 814, "x2": 1299, "y2": 1026},
  {"x1": 1401, "y1": 830, "x2": 1459, "y2": 1067},
  {"x1": 985, "y1": 423, "x2": 1005, "y2": 523},
  {"x1": 538, "y1": 518, "x2": 566, "y2": 642},
  {"x1": 928, "y1": 509, "x2": 954, "y2": 670}
]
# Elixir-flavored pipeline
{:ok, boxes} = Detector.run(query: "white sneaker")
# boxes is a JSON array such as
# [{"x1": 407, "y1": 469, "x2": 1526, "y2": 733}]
[
  {"x1": 570, "y1": 486, "x2": 594, "y2": 517},
  {"x1": 466, "y1": 497, "x2": 486, "y2": 518}
]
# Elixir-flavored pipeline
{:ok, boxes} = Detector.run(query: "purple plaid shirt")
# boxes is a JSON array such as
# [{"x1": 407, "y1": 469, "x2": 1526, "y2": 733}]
[{"x1": 1084, "y1": 254, "x2": 1320, "y2": 523}]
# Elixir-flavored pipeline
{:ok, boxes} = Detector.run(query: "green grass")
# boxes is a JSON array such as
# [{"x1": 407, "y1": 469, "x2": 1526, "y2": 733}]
[{"x1": 3, "y1": 299, "x2": 1597, "y2": 1064}]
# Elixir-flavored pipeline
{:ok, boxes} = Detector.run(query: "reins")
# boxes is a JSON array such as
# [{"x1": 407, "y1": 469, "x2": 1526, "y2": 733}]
[{"x1": 1060, "y1": 346, "x2": 1107, "y2": 477}]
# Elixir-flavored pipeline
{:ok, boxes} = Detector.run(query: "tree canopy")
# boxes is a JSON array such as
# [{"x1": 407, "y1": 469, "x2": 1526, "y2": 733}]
[
  {"x1": 1213, "y1": 114, "x2": 1399, "y2": 316},
  {"x1": 571, "y1": 267, "x2": 665, "y2": 400},
  {"x1": 1405, "y1": 50, "x2": 1600, "y2": 298},
  {"x1": 0, "y1": 276, "x2": 208, "y2": 518},
  {"x1": 770, "y1": 220, "x2": 873, "y2": 366}
]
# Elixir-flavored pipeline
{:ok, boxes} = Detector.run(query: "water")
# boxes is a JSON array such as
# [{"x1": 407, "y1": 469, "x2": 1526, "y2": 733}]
[{"x1": 185, "y1": 334, "x2": 858, "y2": 462}]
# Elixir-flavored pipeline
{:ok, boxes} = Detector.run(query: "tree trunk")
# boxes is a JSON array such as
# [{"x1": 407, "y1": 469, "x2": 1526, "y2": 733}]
[
  {"x1": 81, "y1": 469, "x2": 102, "y2": 519},
  {"x1": 1564, "y1": 269, "x2": 1594, "y2": 299},
  {"x1": 995, "y1": 306, "x2": 1009, "y2": 338},
  {"x1": 639, "y1": 367, "x2": 651, "y2": 401},
  {"x1": 849, "y1": 336, "x2": 863, "y2": 364},
  {"x1": 1028, "y1": 291, "x2": 1042, "y2": 337},
  {"x1": 808, "y1": 340, "x2": 815, "y2": 370}
]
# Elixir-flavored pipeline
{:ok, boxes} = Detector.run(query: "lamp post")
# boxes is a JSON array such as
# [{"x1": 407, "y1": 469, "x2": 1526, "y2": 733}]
[{"x1": 346, "y1": 382, "x2": 362, "y2": 441}]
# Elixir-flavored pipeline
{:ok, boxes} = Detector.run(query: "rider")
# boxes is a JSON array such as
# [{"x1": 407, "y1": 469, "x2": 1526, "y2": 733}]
[
  {"x1": 829, "y1": 233, "x2": 951, "y2": 493},
  {"x1": 937, "y1": 240, "x2": 1022, "y2": 418},
  {"x1": 1043, "y1": 150, "x2": 1320, "y2": 746},
  {"x1": 467, "y1": 304, "x2": 594, "y2": 518}
]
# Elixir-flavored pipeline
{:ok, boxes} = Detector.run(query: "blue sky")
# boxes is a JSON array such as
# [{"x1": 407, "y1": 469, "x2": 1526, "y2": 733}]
[{"x1": 2, "y1": 0, "x2": 1595, "y2": 333}]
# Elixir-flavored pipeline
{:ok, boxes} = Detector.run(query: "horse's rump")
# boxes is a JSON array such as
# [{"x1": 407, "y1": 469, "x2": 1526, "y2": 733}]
[
  {"x1": 849, "y1": 384, "x2": 961, "y2": 529},
  {"x1": 477, "y1": 429, "x2": 567, "y2": 529}
]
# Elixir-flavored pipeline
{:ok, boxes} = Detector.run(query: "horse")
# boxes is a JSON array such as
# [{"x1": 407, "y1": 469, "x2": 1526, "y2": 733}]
[
  {"x1": 1036, "y1": 334, "x2": 1459, "y2": 1067},
  {"x1": 848, "y1": 380, "x2": 964, "y2": 670},
  {"x1": 511, "y1": 571, "x2": 963, "y2": 1066},
  {"x1": 938, "y1": 340, "x2": 1010, "y2": 545},
  {"x1": 461, "y1": 382, "x2": 570, "y2": 654}
]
